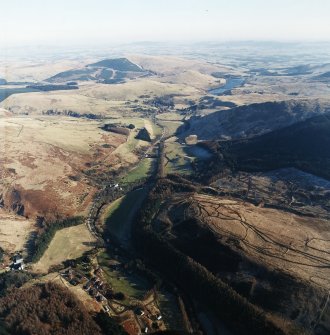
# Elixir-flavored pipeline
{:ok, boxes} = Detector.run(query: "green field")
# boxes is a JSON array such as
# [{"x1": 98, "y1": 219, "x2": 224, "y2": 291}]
[
  {"x1": 113, "y1": 129, "x2": 147, "y2": 162},
  {"x1": 121, "y1": 158, "x2": 154, "y2": 184},
  {"x1": 103, "y1": 188, "x2": 147, "y2": 243},
  {"x1": 157, "y1": 120, "x2": 183, "y2": 137},
  {"x1": 164, "y1": 141, "x2": 212, "y2": 175},
  {"x1": 164, "y1": 141, "x2": 194, "y2": 175},
  {"x1": 156, "y1": 112, "x2": 184, "y2": 121},
  {"x1": 98, "y1": 251, "x2": 150, "y2": 302},
  {"x1": 151, "y1": 122, "x2": 163, "y2": 138}
]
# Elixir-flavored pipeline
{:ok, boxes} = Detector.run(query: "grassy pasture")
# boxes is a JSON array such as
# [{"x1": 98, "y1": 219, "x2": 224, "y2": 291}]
[
  {"x1": 156, "y1": 112, "x2": 184, "y2": 121},
  {"x1": 98, "y1": 251, "x2": 149, "y2": 302},
  {"x1": 121, "y1": 158, "x2": 154, "y2": 184},
  {"x1": 33, "y1": 224, "x2": 95, "y2": 273}
]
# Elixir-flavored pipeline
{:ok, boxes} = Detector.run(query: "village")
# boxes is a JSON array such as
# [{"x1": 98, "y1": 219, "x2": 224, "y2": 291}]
[{"x1": 58, "y1": 250, "x2": 167, "y2": 335}]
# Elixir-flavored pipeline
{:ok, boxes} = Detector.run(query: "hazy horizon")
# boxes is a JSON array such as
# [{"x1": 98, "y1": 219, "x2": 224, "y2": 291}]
[{"x1": 1, "y1": 0, "x2": 330, "y2": 48}]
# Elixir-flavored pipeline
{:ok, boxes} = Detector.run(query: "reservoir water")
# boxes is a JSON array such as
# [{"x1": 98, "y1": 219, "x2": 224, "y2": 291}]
[
  {"x1": 209, "y1": 77, "x2": 245, "y2": 95},
  {"x1": 0, "y1": 87, "x2": 39, "y2": 102},
  {"x1": 186, "y1": 145, "x2": 213, "y2": 160}
]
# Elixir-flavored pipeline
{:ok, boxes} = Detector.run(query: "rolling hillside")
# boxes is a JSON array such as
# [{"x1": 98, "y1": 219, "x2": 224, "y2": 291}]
[
  {"x1": 210, "y1": 113, "x2": 330, "y2": 180},
  {"x1": 184, "y1": 100, "x2": 330, "y2": 140}
]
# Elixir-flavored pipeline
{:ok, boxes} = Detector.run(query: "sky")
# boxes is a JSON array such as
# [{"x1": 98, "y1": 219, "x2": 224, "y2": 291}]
[{"x1": 1, "y1": 0, "x2": 330, "y2": 47}]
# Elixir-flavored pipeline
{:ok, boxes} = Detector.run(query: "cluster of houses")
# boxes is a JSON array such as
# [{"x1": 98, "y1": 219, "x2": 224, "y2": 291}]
[
  {"x1": 61, "y1": 268, "x2": 85, "y2": 286},
  {"x1": 134, "y1": 306, "x2": 163, "y2": 333},
  {"x1": 61, "y1": 263, "x2": 164, "y2": 334},
  {"x1": 83, "y1": 275, "x2": 107, "y2": 303},
  {"x1": 61, "y1": 268, "x2": 111, "y2": 312}
]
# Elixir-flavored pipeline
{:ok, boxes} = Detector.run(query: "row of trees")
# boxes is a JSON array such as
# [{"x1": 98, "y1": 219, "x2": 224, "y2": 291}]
[{"x1": 42, "y1": 109, "x2": 101, "y2": 119}]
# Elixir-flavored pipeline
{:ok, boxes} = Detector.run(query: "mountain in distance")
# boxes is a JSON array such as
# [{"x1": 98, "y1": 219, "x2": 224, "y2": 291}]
[
  {"x1": 313, "y1": 71, "x2": 330, "y2": 82},
  {"x1": 283, "y1": 64, "x2": 313, "y2": 75},
  {"x1": 88, "y1": 57, "x2": 144, "y2": 72},
  {"x1": 46, "y1": 57, "x2": 148, "y2": 84}
]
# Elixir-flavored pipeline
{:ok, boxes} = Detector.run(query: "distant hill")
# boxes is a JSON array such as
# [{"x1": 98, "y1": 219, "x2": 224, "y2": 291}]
[
  {"x1": 88, "y1": 57, "x2": 144, "y2": 72},
  {"x1": 313, "y1": 71, "x2": 330, "y2": 82},
  {"x1": 183, "y1": 100, "x2": 330, "y2": 140},
  {"x1": 46, "y1": 58, "x2": 147, "y2": 83},
  {"x1": 207, "y1": 113, "x2": 330, "y2": 180},
  {"x1": 283, "y1": 64, "x2": 313, "y2": 75}
]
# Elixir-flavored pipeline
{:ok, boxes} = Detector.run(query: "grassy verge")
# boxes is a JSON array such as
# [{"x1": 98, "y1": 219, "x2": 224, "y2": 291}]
[{"x1": 151, "y1": 122, "x2": 163, "y2": 138}]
